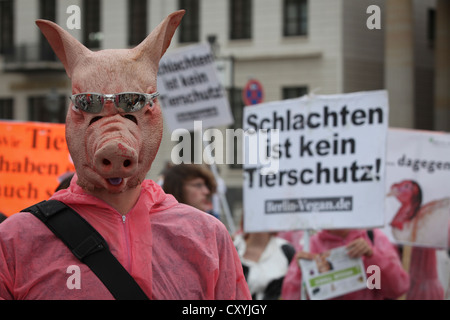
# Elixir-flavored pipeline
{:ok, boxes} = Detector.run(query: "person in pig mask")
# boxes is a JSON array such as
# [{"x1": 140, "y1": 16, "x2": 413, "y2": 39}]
[{"x1": 0, "y1": 10, "x2": 251, "y2": 300}]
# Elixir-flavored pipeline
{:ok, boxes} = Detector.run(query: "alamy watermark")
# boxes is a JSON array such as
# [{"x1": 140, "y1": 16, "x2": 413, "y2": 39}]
[
  {"x1": 366, "y1": 5, "x2": 381, "y2": 30},
  {"x1": 170, "y1": 121, "x2": 280, "y2": 175},
  {"x1": 65, "y1": 263, "x2": 381, "y2": 291},
  {"x1": 66, "y1": 265, "x2": 81, "y2": 289},
  {"x1": 65, "y1": 4, "x2": 382, "y2": 37},
  {"x1": 66, "y1": 5, "x2": 81, "y2": 30}
]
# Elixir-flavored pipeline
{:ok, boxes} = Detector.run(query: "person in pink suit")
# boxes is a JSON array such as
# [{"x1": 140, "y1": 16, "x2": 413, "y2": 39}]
[
  {"x1": 405, "y1": 247, "x2": 445, "y2": 300},
  {"x1": 0, "y1": 10, "x2": 250, "y2": 300},
  {"x1": 281, "y1": 229, "x2": 410, "y2": 300}
]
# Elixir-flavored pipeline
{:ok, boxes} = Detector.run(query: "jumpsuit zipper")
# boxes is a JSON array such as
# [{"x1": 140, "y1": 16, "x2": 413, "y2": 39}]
[{"x1": 120, "y1": 214, "x2": 132, "y2": 271}]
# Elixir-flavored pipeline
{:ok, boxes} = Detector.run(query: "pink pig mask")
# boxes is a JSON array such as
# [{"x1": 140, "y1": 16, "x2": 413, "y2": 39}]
[{"x1": 37, "y1": 11, "x2": 185, "y2": 212}]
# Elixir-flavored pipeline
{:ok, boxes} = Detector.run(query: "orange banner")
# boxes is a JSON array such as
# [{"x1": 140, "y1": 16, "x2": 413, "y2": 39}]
[{"x1": 0, "y1": 121, "x2": 75, "y2": 216}]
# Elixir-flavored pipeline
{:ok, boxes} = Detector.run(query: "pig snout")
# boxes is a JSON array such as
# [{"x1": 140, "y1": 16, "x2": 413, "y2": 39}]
[
  {"x1": 84, "y1": 114, "x2": 142, "y2": 187},
  {"x1": 93, "y1": 141, "x2": 138, "y2": 178}
]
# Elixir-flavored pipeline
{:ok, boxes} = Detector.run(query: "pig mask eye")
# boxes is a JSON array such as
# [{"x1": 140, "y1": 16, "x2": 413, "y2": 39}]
[{"x1": 70, "y1": 92, "x2": 159, "y2": 114}]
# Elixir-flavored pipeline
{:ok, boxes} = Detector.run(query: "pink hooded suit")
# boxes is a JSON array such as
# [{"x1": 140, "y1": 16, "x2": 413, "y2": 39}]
[
  {"x1": 0, "y1": 176, "x2": 249, "y2": 299},
  {"x1": 0, "y1": 11, "x2": 250, "y2": 300},
  {"x1": 281, "y1": 229, "x2": 410, "y2": 300}
]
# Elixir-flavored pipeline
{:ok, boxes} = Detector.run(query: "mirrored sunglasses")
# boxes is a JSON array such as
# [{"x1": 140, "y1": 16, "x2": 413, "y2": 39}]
[{"x1": 69, "y1": 92, "x2": 160, "y2": 113}]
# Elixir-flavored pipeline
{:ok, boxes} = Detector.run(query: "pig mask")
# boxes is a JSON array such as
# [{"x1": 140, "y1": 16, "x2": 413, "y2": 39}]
[{"x1": 36, "y1": 11, "x2": 184, "y2": 195}]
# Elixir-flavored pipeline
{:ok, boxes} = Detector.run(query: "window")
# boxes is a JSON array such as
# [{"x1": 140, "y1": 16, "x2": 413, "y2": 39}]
[
  {"x1": 0, "y1": 0, "x2": 13, "y2": 55},
  {"x1": 283, "y1": 0, "x2": 308, "y2": 37},
  {"x1": 39, "y1": 0, "x2": 57, "y2": 61},
  {"x1": 128, "y1": 0, "x2": 147, "y2": 46},
  {"x1": 179, "y1": 0, "x2": 199, "y2": 43},
  {"x1": 39, "y1": 0, "x2": 56, "y2": 22},
  {"x1": 230, "y1": 0, "x2": 252, "y2": 40},
  {"x1": 427, "y1": 8, "x2": 435, "y2": 48},
  {"x1": 282, "y1": 86, "x2": 308, "y2": 99},
  {"x1": 28, "y1": 95, "x2": 67, "y2": 123},
  {"x1": 228, "y1": 88, "x2": 244, "y2": 169},
  {"x1": 83, "y1": 0, "x2": 101, "y2": 49},
  {"x1": 0, "y1": 99, "x2": 14, "y2": 120}
]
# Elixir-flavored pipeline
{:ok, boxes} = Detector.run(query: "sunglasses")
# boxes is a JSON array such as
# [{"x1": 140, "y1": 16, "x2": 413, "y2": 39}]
[
  {"x1": 186, "y1": 182, "x2": 209, "y2": 190},
  {"x1": 69, "y1": 92, "x2": 160, "y2": 113}
]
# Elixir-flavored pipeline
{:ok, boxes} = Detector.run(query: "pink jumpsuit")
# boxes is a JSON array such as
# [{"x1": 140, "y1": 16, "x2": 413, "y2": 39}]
[
  {"x1": 281, "y1": 229, "x2": 410, "y2": 300},
  {"x1": 0, "y1": 177, "x2": 251, "y2": 300}
]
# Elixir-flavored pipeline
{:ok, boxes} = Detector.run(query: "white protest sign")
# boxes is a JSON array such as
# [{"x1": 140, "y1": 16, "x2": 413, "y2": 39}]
[
  {"x1": 157, "y1": 43, "x2": 234, "y2": 132},
  {"x1": 383, "y1": 128, "x2": 450, "y2": 248},
  {"x1": 299, "y1": 246, "x2": 367, "y2": 300},
  {"x1": 242, "y1": 90, "x2": 389, "y2": 232}
]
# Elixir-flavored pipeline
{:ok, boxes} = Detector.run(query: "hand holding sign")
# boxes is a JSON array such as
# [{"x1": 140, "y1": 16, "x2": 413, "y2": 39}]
[{"x1": 346, "y1": 238, "x2": 373, "y2": 258}]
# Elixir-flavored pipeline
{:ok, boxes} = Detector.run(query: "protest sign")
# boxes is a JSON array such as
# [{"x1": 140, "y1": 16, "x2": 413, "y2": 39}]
[
  {"x1": 299, "y1": 246, "x2": 367, "y2": 300},
  {"x1": 242, "y1": 90, "x2": 389, "y2": 232},
  {"x1": 384, "y1": 128, "x2": 450, "y2": 248},
  {"x1": 0, "y1": 121, "x2": 74, "y2": 216},
  {"x1": 157, "y1": 43, "x2": 234, "y2": 132}
]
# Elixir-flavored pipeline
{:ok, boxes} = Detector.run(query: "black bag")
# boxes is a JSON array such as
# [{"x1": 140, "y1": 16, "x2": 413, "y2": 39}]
[{"x1": 21, "y1": 200, "x2": 149, "y2": 300}]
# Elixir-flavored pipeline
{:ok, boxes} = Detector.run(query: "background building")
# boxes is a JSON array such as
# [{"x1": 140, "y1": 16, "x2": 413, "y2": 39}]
[{"x1": 0, "y1": 0, "x2": 449, "y2": 227}]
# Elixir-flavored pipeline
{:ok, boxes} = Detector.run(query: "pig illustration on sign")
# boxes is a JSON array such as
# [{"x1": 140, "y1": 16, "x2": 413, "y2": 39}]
[{"x1": 0, "y1": 11, "x2": 251, "y2": 300}]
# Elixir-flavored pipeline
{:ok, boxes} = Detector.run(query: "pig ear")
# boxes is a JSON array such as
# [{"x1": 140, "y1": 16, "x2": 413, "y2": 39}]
[
  {"x1": 131, "y1": 10, "x2": 185, "y2": 62},
  {"x1": 35, "y1": 19, "x2": 91, "y2": 78}
]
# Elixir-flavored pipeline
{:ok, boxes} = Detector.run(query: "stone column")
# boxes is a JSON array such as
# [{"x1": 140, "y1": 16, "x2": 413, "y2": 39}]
[
  {"x1": 384, "y1": 0, "x2": 414, "y2": 128},
  {"x1": 434, "y1": 0, "x2": 450, "y2": 131}
]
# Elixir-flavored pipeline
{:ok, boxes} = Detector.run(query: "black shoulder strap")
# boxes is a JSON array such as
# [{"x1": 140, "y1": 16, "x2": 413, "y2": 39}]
[
  {"x1": 367, "y1": 229, "x2": 374, "y2": 244},
  {"x1": 21, "y1": 200, "x2": 149, "y2": 300},
  {"x1": 281, "y1": 243, "x2": 296, "y2": 264}
]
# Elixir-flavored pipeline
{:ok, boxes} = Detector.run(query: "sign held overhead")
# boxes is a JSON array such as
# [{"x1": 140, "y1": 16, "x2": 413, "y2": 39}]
[{"x1": 157, "y1": 43, "x2": 234, "y2": 132}]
